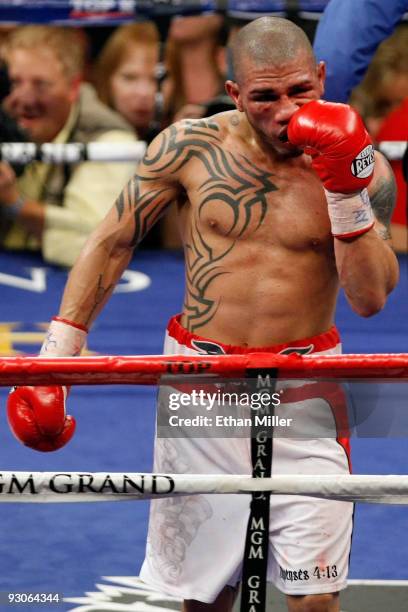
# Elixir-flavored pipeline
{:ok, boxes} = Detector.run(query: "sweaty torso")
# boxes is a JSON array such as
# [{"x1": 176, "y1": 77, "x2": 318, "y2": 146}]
[{"x1": 171, "y1": 112, "x2": 338, "y2": 346}]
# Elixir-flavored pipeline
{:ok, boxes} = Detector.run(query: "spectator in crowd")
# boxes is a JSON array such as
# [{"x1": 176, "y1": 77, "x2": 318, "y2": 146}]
[
  {"x1": 313, "y1": 0, "x2": 408, "y2": 102},
  {"x1": 349, "y1": 26, "x2": 408, "y2": 141},
  {"x1": 0, "y1": 26, "x2": 137, "y2": 267},
  {"x1": 169, "y1": 12, "x2": 226, "y2": 121},
  {"x1": 164, "y1": 12, "x2": 227, "y2": 246},
  {"x1": 349, "y1": 26, "x2": 408, "y2": 253},
  {"x1": 95, "y1": 22, "x2": 183, "y2": 249},
  {"x1": 95, "y1": 22, "x2": 175, "y2": 144},
  {"x1": 375, "y1": 98, "x2": 408, "y2": 253}
]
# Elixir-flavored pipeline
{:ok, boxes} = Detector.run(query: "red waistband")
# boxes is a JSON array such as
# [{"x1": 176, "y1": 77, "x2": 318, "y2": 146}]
[{"x1": 167, "y1": 314, "x2": 340, "y2": 355}]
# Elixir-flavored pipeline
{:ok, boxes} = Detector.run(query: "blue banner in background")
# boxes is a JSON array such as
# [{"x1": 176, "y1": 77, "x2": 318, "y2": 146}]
[
  {"x1": 226, "y1": 1, "x2": 329, "y2": 19},
  {"x1": 0, "y1": 0, "x2": 329, "y2": 26},
  {"x1": 0, "y1": 0, "x2": 134, "y2": 25},
  {"x1": 136, "y1": 0, "x2": 217, "y2": 17},
  {"x1": 0, "y1": 0, "x2": 217, "y2": 25},
  {"x1": 298, "y1": 0, "x2": 328, "y2": 11},
  {"x1": 227, "y1": 0, "x2": 286, "y2": 17}
]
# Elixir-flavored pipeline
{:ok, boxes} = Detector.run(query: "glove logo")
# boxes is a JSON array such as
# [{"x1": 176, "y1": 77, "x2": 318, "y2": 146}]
[{"x1": 351, "y1": 145, "x2": 375, "y2": 179}]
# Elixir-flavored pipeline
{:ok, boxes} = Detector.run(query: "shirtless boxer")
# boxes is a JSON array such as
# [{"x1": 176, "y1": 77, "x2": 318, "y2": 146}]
[{"x1": 7, "y1": 17, "x2": 398, "y2": 612}]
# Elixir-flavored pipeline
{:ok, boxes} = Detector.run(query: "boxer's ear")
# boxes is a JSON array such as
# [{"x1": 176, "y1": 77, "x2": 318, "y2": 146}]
[
  {"x1": 225, "y1": 80, "x2": 243, "y2": 112},
  {"x1": 317, "y1": 61, "x2": 326, "y2": 97}
]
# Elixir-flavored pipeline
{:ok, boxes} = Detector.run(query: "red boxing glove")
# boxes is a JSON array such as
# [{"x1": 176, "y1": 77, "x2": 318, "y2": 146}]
[
  {"x1": 288, "y1": 100, "x2": 375, "y2": 238},
  {"x1": 7, "y1": 386, "x2": 75, "y2": 452},
  {"x1": 288, "y1": 100, "x2": 374, "y2": 192},
  {"x1": 7, "y1": 317, "x2": 87, "y2": 452}
]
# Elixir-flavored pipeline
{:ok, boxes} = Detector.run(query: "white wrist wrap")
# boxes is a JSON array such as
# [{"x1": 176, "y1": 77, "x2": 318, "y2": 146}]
[
  {"x1": 40, "y1": 318, "x2": 88, "y2": 357},
  {"x1": 325, "y1": 188, "x2": 375, "y2": 239}
]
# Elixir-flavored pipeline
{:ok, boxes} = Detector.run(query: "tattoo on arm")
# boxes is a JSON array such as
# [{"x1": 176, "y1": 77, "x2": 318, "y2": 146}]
[
  {"x1": 114, "y1": 119, "x2": 223, "y2": 248},
  {"x1": 376, "y1": 226, "x2": 392, "y2": 241},
  {"x1": 370, "y1": 158, "x2": 397, "y2": 239},
  {"x1": 85, "y1": 274, "x2": 114, "y2": 326},
  {"x1": 115, "y1": 178, "x2": 136, "y2": 221},
  {"x1": 114, "y1": 173, "x2": 175, "y2": 247}
]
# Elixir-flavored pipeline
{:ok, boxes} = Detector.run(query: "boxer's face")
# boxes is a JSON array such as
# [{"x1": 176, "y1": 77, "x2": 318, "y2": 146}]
[
  {"x1": 226, "y1": 51, "x2": 325, "y2": 155},
  {"x1": 6, "y1": 45, "x2": 80, "y2": 143}
]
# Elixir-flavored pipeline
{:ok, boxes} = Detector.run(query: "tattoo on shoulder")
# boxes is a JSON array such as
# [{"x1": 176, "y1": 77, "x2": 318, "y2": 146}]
[
  {"x1": 114, "y1": 117, "x2": 277, "y2": 249},
  {"x1": 370, "y1": 159, "x2": 397, "y2": 229},
  {"x1": 143, "y1": 119, "x2": 222, "y2": 172}
]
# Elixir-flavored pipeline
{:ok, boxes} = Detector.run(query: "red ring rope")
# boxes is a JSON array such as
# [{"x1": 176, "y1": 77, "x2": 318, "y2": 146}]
[{"x1": 0, "y1": 353, "x2": 407, "y2": 385}]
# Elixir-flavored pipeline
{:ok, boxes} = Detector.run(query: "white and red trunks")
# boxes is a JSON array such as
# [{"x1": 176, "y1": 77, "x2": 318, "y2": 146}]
[{"x1": 140, "y1": 315, "x2": 353, "y2": 602}]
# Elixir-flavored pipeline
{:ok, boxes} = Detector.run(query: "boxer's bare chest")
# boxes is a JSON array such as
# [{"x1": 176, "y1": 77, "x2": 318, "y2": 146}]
[
  {"x1": 177, "y1": 122, "x2": 332, "y2": 251},
  {"x1": 171, "y1": 119, "x2": 337, "y2": 337}
]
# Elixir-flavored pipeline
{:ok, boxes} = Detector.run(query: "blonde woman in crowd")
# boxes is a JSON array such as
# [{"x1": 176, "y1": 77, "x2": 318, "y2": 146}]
[
  {"x1": 95, "y1": 22, "x2": 186, "y2": 249},
  {"x1": 95, "y1": 22, "x2": 176, "y2": 143}
]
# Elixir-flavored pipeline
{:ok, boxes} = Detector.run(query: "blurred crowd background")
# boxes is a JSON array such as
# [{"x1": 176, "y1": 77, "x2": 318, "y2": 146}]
[{"x1": 0, "y1": 0, "x2": 407, "y2": 266}]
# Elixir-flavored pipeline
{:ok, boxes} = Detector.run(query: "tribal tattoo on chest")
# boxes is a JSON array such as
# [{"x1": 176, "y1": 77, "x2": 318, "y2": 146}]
[{"x1": 115, "y1": 118, "x2": 279, "y2": 332}]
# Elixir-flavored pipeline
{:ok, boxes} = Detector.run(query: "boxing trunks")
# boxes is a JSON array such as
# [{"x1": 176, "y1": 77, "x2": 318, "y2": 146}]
[{"x1": 140, "y1": 315, "x2": 353, "y2": 602}]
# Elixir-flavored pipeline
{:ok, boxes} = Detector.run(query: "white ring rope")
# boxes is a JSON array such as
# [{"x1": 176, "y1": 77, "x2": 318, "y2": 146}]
[
  {"x1": 1, "y1": 472, "x2": 408, "y2": 504},
  {"x1": 0, "y1": 141, "x2": 147, "y2": 164},
  {"x1": 0, "y1": 141, "x2": 405, "y2": 163}
]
